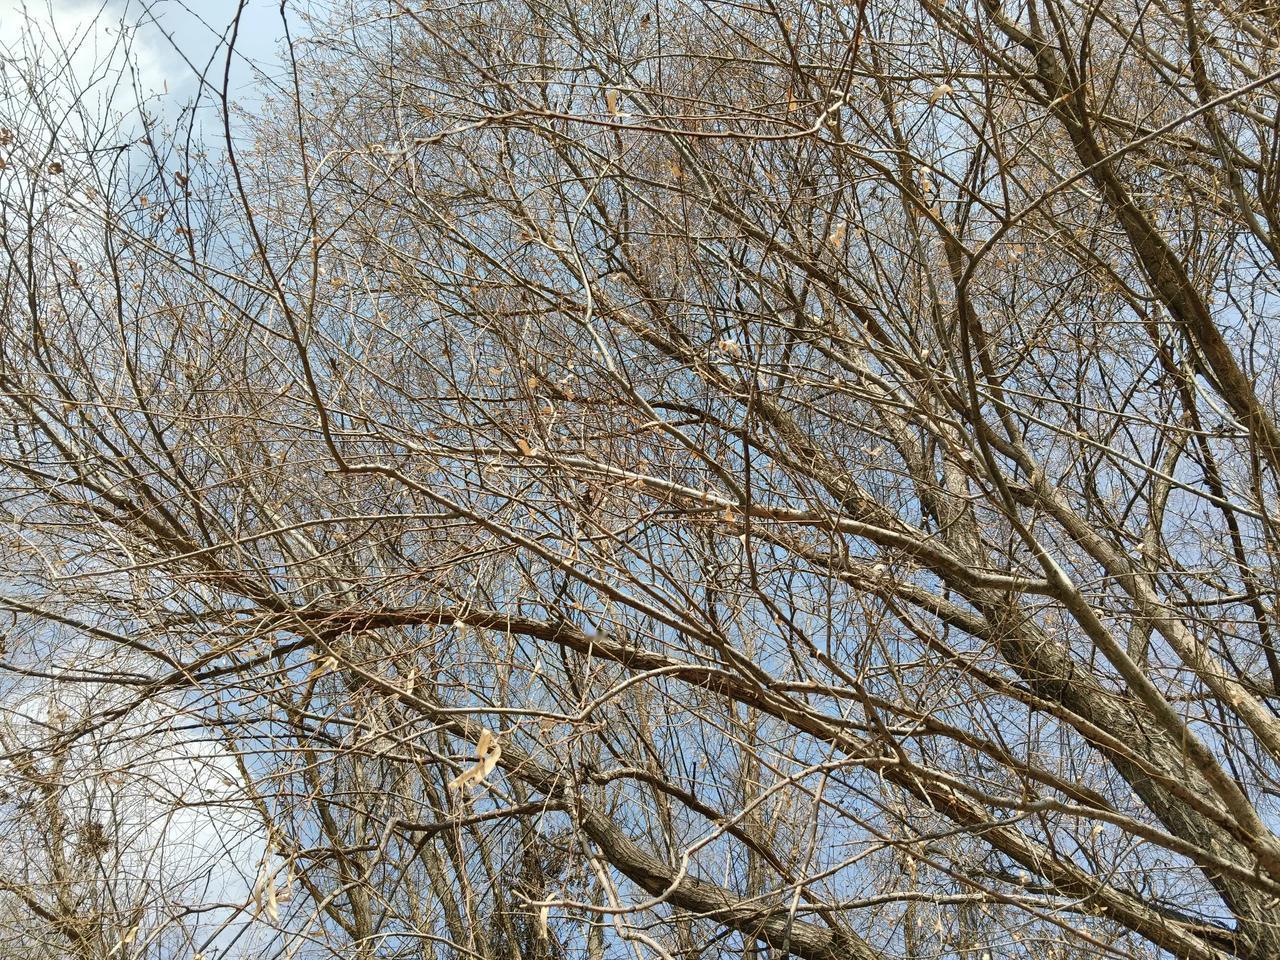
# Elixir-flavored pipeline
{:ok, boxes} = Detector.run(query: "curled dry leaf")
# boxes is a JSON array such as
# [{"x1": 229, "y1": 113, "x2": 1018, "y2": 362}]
[
  {"x1": 928, "y1": 83, "x2": 954, "y2": 105},
  {"x1": 107, "y1": 924, "x2": 139, "y2": 956},
  {"x1": 478, "y1": 729, "x2": 501, "y2": 778},
  {"x1": 307, "y1": 655, "x2": 338, "y2": 682},
  {"x1": 252, "y1": 861, "x2": 269, "y2": 918},
  {"x1": 251, "y1": 857, "x2": 285, "y2": 922},
  {"x1": 448, "y1": 728, "x2": 503, "y2": 792},
  {"x1": 717, "y1": 339, "x2": 742, "y2": 357},
  {"x1": 515, "y1": 437, "x2": 534, "y2": 456},
  {"x1": 605, "y1": 89, "x2": 621, "y2": 116},
  {"x1": 266, "y1": 876, "x2": 280, "y2": 922}
]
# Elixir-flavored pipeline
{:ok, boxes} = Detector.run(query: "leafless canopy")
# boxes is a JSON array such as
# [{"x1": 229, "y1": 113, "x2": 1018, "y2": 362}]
[{"x1": 3, "y1": 0, "x2": 1280, "y2": 957}]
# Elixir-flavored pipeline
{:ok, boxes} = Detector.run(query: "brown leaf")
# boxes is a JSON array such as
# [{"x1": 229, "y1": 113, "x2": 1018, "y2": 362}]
[
  {"x1": 265, "y1": 878, "x2": 279, "y2": 922},
  {"x1": 307, "y1": 655, "x2": 338, "y2": 682},
  {"x1": 448, "y1": 729, "x2": 502, "y2": 792},
  {"x1": 107, "y1": 924, "x2": 139, "y2": 956}
]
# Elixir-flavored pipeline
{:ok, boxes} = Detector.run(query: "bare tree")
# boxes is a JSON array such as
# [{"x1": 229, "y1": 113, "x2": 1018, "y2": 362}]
[{"x1": 2, "y1": 0, "x2": 1280, "y2": 957}]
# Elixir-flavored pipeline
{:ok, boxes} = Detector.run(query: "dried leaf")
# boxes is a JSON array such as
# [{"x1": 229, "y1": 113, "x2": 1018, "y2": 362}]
[
  {"x1": 928, "y1": 83, "x2": 954, "y2": 105},
  {"x1": 265, "y1": 875, "x2": 280, "y2": 922},
  {"x1": 515, "y1": 437, "x2": 534, "y2": 456},
  {"x1": 447, "y1": 766, "x2": 477, "y2": 791},
  {"x1": 605, "y1": 89, "x2": 621, "y2": 116},
  {"x1": 252, "y1": 861, "x2": 268, "y2": 915},
  {"x1": 480, "y1": 743, "x2": 502, "y2": 777},
  {"x1": 538, "y1": 903, "x2": 551, "y2": 940},
  {"x1": 107, "y1": 924, "x2": 139, "y2": 956},
  {"x1": 828, "y1": 223, "x2": 847, "y2": 247},
  {"x1": 717, "y1": 339, "x2": 742, "y2": 357},
  {"x1": 449, "y1": 729, "x2": 502, "y2": 792},
  {"x1": 479, "y1": 728, "x2": 502, "y2": 778},
  {"x1": 307, "y1": 655, "x2": 338, "y2": 682}
]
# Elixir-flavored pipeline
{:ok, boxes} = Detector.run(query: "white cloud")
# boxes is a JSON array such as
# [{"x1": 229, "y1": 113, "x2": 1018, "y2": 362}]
[
  {"x1": 0, "y1": 682, "x2": 270, "y2": 955},
  {"x1": 0, "y1": 0, "x2": 285, "y2": 147},
  {"x1": 0, "y1": 1, "x2": 171, "y2": 125}
]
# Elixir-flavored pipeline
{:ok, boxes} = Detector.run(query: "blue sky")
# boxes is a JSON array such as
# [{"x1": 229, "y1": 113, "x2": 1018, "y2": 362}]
[
  {"x1": 1, "y1": 0, "x2": 292, "y2": 119},
  {"x1": 0, "y1": 12, "x2": 294, "y2": 951}
]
